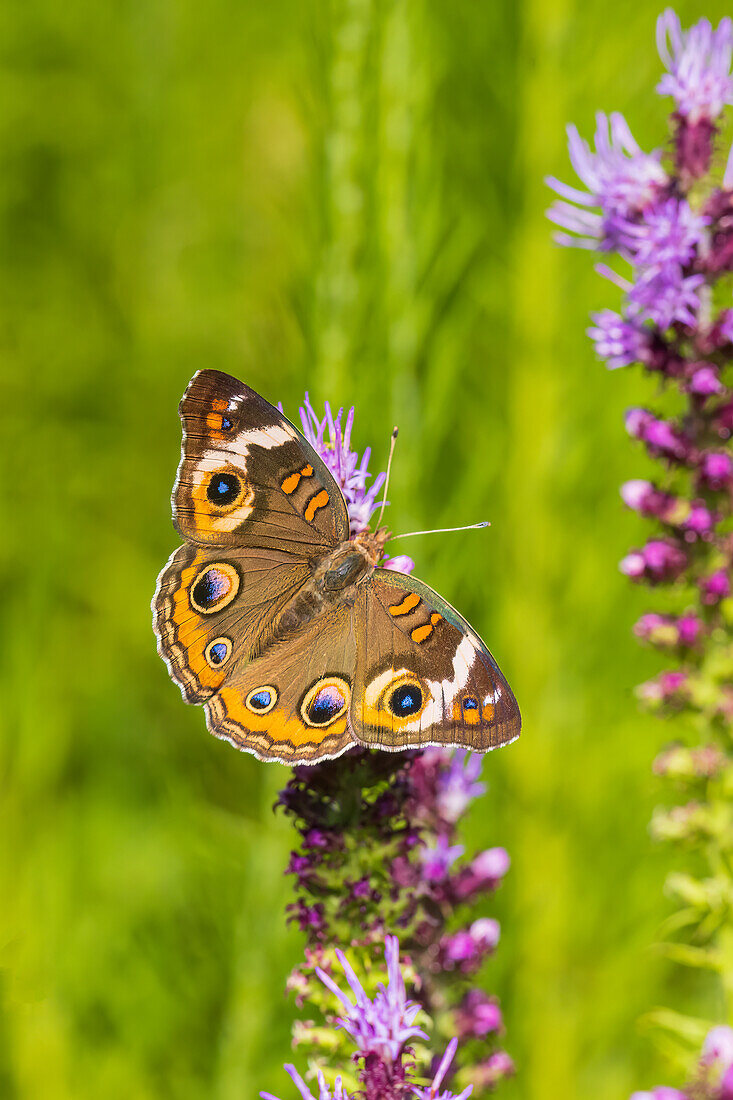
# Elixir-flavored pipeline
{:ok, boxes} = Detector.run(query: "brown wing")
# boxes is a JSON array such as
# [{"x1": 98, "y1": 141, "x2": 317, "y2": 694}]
[
  {"x1": 204, "y1": 604, "x2": 358, "y2": 764},
  {"x1": 350, "y1": 570, "x2": 521, "y2": 752},
  {"x1": 152, "y1": 543, "x2": 311, "y2": 704},
  {"x1": 172, "y1": 369, "x2": 350, "y2": 552}
]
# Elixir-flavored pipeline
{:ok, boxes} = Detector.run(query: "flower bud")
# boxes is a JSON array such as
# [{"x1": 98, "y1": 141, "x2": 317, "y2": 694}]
[
  {"x1": 699, "y1": 569, "x2": 731, "y2": 604},
  {"x1": 699, "y1": 451, "x2": 733, "y2": 489}
]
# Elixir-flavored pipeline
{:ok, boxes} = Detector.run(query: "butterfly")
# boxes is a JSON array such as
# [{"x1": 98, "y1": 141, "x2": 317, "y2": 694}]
[{"x1": 152, "y1": 370, "x2": 521, "y2": 765}]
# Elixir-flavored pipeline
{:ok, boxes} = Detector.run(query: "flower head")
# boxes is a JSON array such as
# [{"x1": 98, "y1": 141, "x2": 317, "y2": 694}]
[
  {"x1": 411, "y1": 1038, "x2": 474, "y2": 1100},
  {"x1": 299, "y1": 396, "x2": 386, "y2": 535},
  {"x1": 546, "y1": 112, "x2": 667, "y2": 249},
  {"x1": 420, "y1": 834, "x2": 464, "y2": 883},
  {"x1": 261, "y1": 1065, "x2": 351, "y2": 1100},
  {"x1": 656, "y1": 10, "x2": 733, "y2": 122},
  {"x1": 316, "y1": 935, "x2": 427, "y2": 1063},
  {"x1": 612, "y1": 196, "x2": 708, "y2": 268},
  {"x1": 435, "y1": 750, "x2": 486, "y2": 823},
  {"x1": 587, "y1": 310, "x2": 654, "y2": 369}
]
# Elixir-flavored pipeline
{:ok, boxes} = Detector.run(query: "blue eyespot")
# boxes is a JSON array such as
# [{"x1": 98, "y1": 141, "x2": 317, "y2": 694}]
[
  {"x1": 205, "y1": 637, "x2": 232, "y2": 667},
  {"x1": 389, "y1": 683, "x2": 423, "y2": 718},
  {"x1": 221, "y1": 416, "x2": 233, "y2": 431},
  {"x1": 192, "y1": 567, "x2": 231, "y2": 609},
  {"x1": 209, "y1": 642, "x2": 228, "y2": 665},
  {"x1": 462, "y1": 696, "x2": 479, "y2": 711},
  {"x1": 207, "y1": 472, "x2": 240, "y2": 506},
  {"x1": 307, "y1": 686, "x2": 346, "y2": 726},
  {"x1": 250, "y1": 690, "x2": 274, "y2": 708}
]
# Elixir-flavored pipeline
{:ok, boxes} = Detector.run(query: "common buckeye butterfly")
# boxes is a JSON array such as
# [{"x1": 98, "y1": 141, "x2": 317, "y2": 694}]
[{"x1": 152, "y1": 370, "x2": 521, "y2": 764}]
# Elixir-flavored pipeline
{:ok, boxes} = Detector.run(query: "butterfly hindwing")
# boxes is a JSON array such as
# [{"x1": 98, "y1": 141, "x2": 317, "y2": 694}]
[
  {"x1": 153, "y1": 542, "x2": 312, "y2": 703},
  {"x1": 173, "y1": 369, "x2": 350, "y2": 551},
  {"x1": 204, "y1": 605, "x2": 358, "y2": 764},
  {"x1": 350, "y1": 570, "x2": 521, "y2": 751}
]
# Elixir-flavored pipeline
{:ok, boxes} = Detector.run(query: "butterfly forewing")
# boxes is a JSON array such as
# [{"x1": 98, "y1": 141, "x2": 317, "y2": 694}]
[
  {"x1": 173, "y1": 369, "x2": 350, "y2": 551},
  {"x1": 351, "y1": 570, "x2": 521, "y2": 751}
]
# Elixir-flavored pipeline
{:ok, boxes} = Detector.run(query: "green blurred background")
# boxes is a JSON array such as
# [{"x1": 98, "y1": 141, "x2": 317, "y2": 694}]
[{"x1": 3, "y1": 0, "x2": 731, "y2": 1096}]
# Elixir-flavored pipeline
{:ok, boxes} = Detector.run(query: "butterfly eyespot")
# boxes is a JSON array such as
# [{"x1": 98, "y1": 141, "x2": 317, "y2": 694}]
[
  {"x1": 207, "y1": 472, "x2": 242, "y2": 507},
  {"x1": 190, "y1": 562, "x2": 240, "y2": 613},
  {"x1": 462, "y1": 696, "x2": 479, "y2": 711},
  {"x1": 221, "y1": 416, "x2": 234, "y2": 432},
  {"x1": 389, "y1": 682, "x2": 423, "y2": 718},
  {"x1": 205, "y1": 637, "x2": 232, "y2": 667},
  {"x1": 301, "y1": 677, "x2": 350, "y2": 728},
  {"x1": 245, "y1": 686, "x2": 278, "y2": 714}
]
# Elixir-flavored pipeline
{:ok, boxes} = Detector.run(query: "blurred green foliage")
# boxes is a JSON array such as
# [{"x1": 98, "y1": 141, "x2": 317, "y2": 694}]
[{"x1": 3, "y1": 0, "x2": 733, "y2": 1097}]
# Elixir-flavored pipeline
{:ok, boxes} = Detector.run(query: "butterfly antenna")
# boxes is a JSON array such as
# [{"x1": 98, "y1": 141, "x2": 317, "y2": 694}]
[
  {"x1": 375, "y1": 427, "x2": 398, "y2": 529},
  {"x1": 390, "y1": 521, "x2": 491, "y2": 541}
]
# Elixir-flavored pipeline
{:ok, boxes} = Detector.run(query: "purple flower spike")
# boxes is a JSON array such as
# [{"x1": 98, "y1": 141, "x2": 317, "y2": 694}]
[
  {"x1": 657, "y1": 11, "x2": 733, "y2": 123},
  {"x1": 316, "y1": 935, "x2": 427, "y2": 1064},
  {"x1": 546, "y1": 112, "x2": 667, "y2": 249}
]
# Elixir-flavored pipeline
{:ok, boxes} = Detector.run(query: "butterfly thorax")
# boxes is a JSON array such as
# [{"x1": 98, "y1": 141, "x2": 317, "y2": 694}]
[{"x1": 270, "y1": 528, "x2": 389, "y2": 643}]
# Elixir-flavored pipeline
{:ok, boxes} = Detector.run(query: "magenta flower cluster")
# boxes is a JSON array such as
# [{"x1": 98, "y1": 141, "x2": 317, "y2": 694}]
[
  {"x1": 548, "y1": 7, "x2": 733, "y2": 1093},
  {"x1": 266, "y1": 399, "x2": 513, "y2": 1093},
  {"x1": 278, "y1": 748, "x2": 513, "y2": 1088},
  {"x1": 263, "y1": 937, "x2": 478, "y2": 1100},
  {"x1": 548, "y1": 8, "x2": 733, "y2": 717}
]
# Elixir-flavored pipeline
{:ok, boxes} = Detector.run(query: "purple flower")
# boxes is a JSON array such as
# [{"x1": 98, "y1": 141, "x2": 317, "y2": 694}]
[
  {"x1": 316, "y1": 935, "x2": 427, "y2": 1063},
  {"x1": 420, "y1": 834, "x2": 464, "y2": 883},
  {"x1": 620, "y1": 539, "x2": 687, "y2": 583},
  {"x1": 383, "y1": 554, "x2": 416, "y2": 575},
  {"x1": 688, "y1": 363, "x2": 724, "y2": 396},
  {"x1": 546, "y1": 112, "x2": 667, "y2": 248},
  {"x1": 261, "y1": 1066, "x2": 351, "y2": 1100},
  {"x1": 624, "y1": 409, "x2": 692, "y2": 462},
  {"x1": 702, "y1": 1025, "x2": 733, "y2": 1067},
  {"x1": 464, "y1": 1053, "x2": 515, "y2": 1089},
  {"x1": 656, "y1": 11, "x2": 733, "y2": 123},
  {"x1": 439, "y1": 919, "x2": 500, "y2": 973},
  {"x1": 453, "y1": 847, "x2": 510, "y2": 902},
  {"x1": 411, "y1": 1038, "x2": 474, "y2": 1100},
  {"x1": 435, "y1": 750, "x2": 486, "y2": 823},
  {"x1": 637, "y1": 670, "x2": 689, "y2": 703},
  {"x1": 699, "y1": 569, "x2": 731, "y2": 604},
  {"x1": 299, "y1": 396, "x2": 386, "y2": 535},
  {"x1": 587, "y1": 310, "x2": 654, "y2": 369},
  {"x1": 612, "y1": 196, "x2": 708, "y2": 268},
  {"x1": 454, "y1": 990, "x2": 503, "y2": 1039},
  {"x1": 698, "y1": 451, "x2": 733, "y2": 489},
  {"x1": 629, "y1": 1090, "x2": 687, "y2": 1100},
  {"x1": 627, "y1": 264, "x2": 705, "y2": 329},
  {"x1": 634, "y1": 612, "x2": 702, "y2": 648}
]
